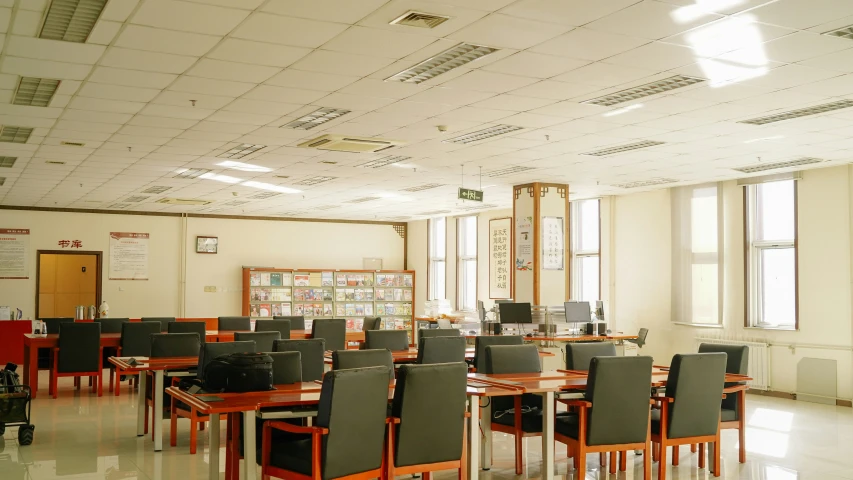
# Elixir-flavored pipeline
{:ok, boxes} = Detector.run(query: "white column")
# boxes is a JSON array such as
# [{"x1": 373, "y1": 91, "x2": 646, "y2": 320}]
[
  {"x1": 153, "y1": 371, "x2": 164, "y2": 451},
  {"x1": 467, "y1": 396, "x2": 480, "y2": 479},
  {"x1": 209, "y1": 413, "x2": 220, "y2": 480},
  {"x1": 136, "y1": 372, "x2": 147, "y2": 436},
  {"x1": 243, "y1": 410, "x2": 257, "y2": 480},
  {"x1": 541, "y1": 391, "x2": 555, "y2": 479}
]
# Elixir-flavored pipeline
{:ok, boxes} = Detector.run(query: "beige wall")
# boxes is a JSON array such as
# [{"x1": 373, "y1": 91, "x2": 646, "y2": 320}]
[{"x1": 0, "y1": 209, "x2": 406, "y2": 319}]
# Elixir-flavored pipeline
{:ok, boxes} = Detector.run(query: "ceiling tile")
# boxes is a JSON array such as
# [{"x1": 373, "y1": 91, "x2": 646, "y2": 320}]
[
  {"x1": 140, "y1": 104, "x2": 214, "y2": 121},
  {"x1": 131, "y1": 0, "x2": 249, "y2": 35},
  {"x1": 187, "y1": 58, "x2": 280, "y2": 83},
  {"x1": 440, "y1": 70, "x2": 539, "y2": 93},
  {"x1": 322, "y1": 26, "x2": 438, "y2": 59},
  {"x1": 170, "y1": 76, "x2": 255, "y2": 97},
  {"x1": 1, "y1": 56, "x2": 93, "y2": 80},
  {"x1": 88, "y1": 66, "x2": 178, "y2": 89},
  {"x1": 499, "y1": 0, "x2": 639, "y2": 26},
  {"x1": 531, "y1": 28, "x2": 650, "y2": 61},
  {"x1": 231, "y1": 13, "x2": 348, "y2": 48},
  {"x1": 288, "y1": 50, "x2": 394, "y2": 77},
  {"x1": 263, "y1": 0, "x2": 387, "y2": 24},
  {"x1": 207, "y1": 39, "x2": 310, "y2": 68},
  {"x1": 205, "y1": 110, "x2": 283, "y2": 126},
  {"x1": 552, "y1": 62, "x2": 658, "y2": 88},
  {"x1": 78, "y1": 83, "x2": 161, "y2": 103},
  {"x1": 605, "y1": 42, "x2": 699, "y2": 71},
  {"x1": 130, "y1": 116, "x2": 200, "y2": 129},
  {"x1": 798, "y1": 48, "x2": 853, "y2": 73},
  {"x1": 186, "y1": 0, "x2": 266, "y2": 8},
  {"x1": 403, "y1": 86, "x2": 496, "y2": 106},
  {"x1": 448, "y1": 13, "x2": 571, "y2": 49},
  {"x1": 376, "y1": 100, "x2": 457, "y2": 117},
  {"x1": 470, "y1": 94, "x2": 555, "y2": 111},
  {"x1": 315, "y1": 92, "x2": 396, "y2": 111},
  {"x1": 101, "y1": 0, "x2": 140, "y2": 22},
  {"x1": 481, "y1": 52, "x2": 589, "y2": 79},
  {"x1": 243, "y1": 85, "x2": 330, "y2": 104},
  {"x1": 153, "y1": 91, "x2": 234, "y2": 110},
  {"x1": 510, "y1": 80, "x2": 602, "y2": 101},
  {"x1": 115, "y1": 25, "x2": 220, "y2": 57},
  {"x1": 264, "y1": 69, "x2": 360, "y2": 92},
  {"x1": 223, "y1": 98, "x2": 302, "y2": 116},
  {"x1": 99, "y1": 48, "x2": 197, "y2": 74},
  {"x1": 751, "y1": 0, "x2": 853, "y2": 30},
  {"x1": 585, "y1": 1, "x2": 723, "y2": 40},
  {"x1": 357, "y1": 0, "x2": 489, "y2": 37},
  {"x1": 69, "y1": 97, "x2": 146, "y2": 114}
]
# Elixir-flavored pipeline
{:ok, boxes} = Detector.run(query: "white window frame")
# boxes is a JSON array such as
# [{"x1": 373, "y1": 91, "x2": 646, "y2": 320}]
[
  {"x1": 745, "y1": 180, "x2": 798, "y2": 330},
  {"x1": 457, "y1": 216, "x2": 477, "y2": 311},
  {"x1": 571, "y1": 199, "x2": 600, "y2": 302},
  {"x1": 428, "y1": 217, "x2": 446, "y2": 301}
]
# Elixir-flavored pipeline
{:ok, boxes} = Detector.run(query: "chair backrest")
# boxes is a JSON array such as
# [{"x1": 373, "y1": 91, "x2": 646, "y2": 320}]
[
  {"x1": 391, "y1": 363, "x2": 468, "y2": 467},
  {"x1": 698, "y1": 343, "x2": 749, "y2": 411},
  {"x1": 120, "y1": 321, "x2": 162, "y2": 357},
  {"x1": 94, "y1": 317, "x2": 129, "y2": 334},
  {"x1": 484, "y1": 344, "x2": 541, "y2": 374},
  {"x1": 362, "y1": 317, "x2": 381, "y2": 331},
  {"x1": 273, "y1": 339, "x2": 325, "y2": 382},
  {"x1": 168, "y1": 321, "x2": 206, "y2": 343},
  {"x1": 364, "y1": 330, "x2": 409, "y2": 351},
  {"x1": 268, "y1": 351, "x2": 302, "y2": 384},
  {"x1": 254, "y1": 319, "x2": 291, "y2": 339},
  {"x1": 234, "y1": 331, "x2": 281, "y2": 352},
  {"x1": 150, "y1": 333, "x2": 201, "y2": 358},
  {"x1": 274, "y1": 315, "x2": 305, "y2": 330},
  {"x1": 218, "y1": 316, "x2": 251, "y2": 331},
  {"x1": 141, "y1": 317, "x2": 176, "y2": 332},
  {"x1": 57, "y1": 322, "x2": 101, "y2": 373},
  {"x1": 417, "y1": 336, "x2": 467, "y2": 364},
  {"x1": 585, "y1": 356, "x2": 654, "y2": 446},
  {"x1": 332, "y1": 349, "x2": 394, "y2": 381},
  {"x1": 636, "y1": 328, "x2": 649, "y2": 347},
  {"x1": 473, "y1": 335, "x2": 523, "y2": 372},
  {"x1": 42, "y1": 317, "x2": 74, "y2": 334},
  {"x1": 665, "y1": 353, "x2": 727, "y2": 439},
  {"x1": 316, "y1": 366, "x2": 391, "y2": 479},
  {"x1": 419, "y1": 328, "x2": 460, "y2": 339},
  {"x1": 436, "y1": 319, "x2": 452, "y2": 329},
  {"x1": 312, "y1": 318, "x2": 347, "y2": 351},
  {"x1": 198, "y1": 340, "x2": 256, "y2": 379},
  {"x1": 565, "y1": 342, "x2": 618, "y2": 370}
]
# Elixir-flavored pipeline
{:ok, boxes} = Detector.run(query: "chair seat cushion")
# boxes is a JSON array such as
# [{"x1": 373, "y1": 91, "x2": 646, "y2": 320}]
[
  {"x1": 720, "y1": 408, "x2": 737, "y2": 422},
  {"x1": 650, "y1": 408, "x2": 661, "y2": 434},
  {"x1": 554, "y1": 413, "x2": 581, "y2": 439},
  {"x1": 265, "y1": 437, "x2": 313, "y2": 475},
  {"x1": 493, "y1": 409, "x2": 572, "y2": 433}
]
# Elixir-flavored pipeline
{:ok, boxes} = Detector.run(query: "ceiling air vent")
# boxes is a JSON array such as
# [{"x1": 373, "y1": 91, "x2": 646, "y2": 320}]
[
  {"x1": 401, "y1": 183, "x2": 443, "y2": 192},
  {"x1": 45, "y1": 160, "x2": 66, "y2": 165},
  {"x1": 224, "y1": 200, "x2": 249, "y2": 207},
  {"x1": 485, "y1": 166, "x2": 536, "y2": 177},
  {"x1": 386, "y1": 43, "x2": 499, "y2": 84},
  {"x1": 14, "y1": 77, "x2": 60, "y2": 107},
  {"x1": 824, "y1": 24, "x2": 853, "y2": 40},
  {"x1": 348, "y1": 196, "x2": 380, "y2": 204},
  {"x1": 0, "y1": 126, "x2": 33, "y2": 144},
  {"x1": 612, "y1": 178, "x2": 677, "y2": 189},
  {"x1": 217, "y1": 144, "x2": 266, "y2": 159},
  {"x1": 40, "y1": 0, "x2": 108, "y2": 43},
  {"x1": 738, "y1": 100, "x2": 853, "y2": 125},
  {"x1": 282, "y1": 107, "x2": 351, "y2": 130},
  {"x1": 581, "y1": 140, "x2": 665, "y2": 156},
  {"x1": 0, "y1": 156, "x2": 17, "y2": 168},
  {"x1": 294, "y1": 176, "x2": 336, "y2": 186},
  {"x1": 142, "y1": 186, "x2": 172, "y2": 194},
  {"x1": 357, "y1": 155, "x2": 411, "y2": 168},
  {"x1": 61, "y1": 141, "x2": 85, "y2": 147},
  {"x1": 155, "y1": 198, "x2": 213, "y2": 206},
  {"x1": 250, "y1": 192, "x2": 281, "y2": 199},
  {"x1": 444, "y1": 125, "x2": 523, "y2": 144},
  {"x1": 0, "y1": 177, "x2": 6, "y2": 186},
  {"x1": 124, "y1": 196, "x2": 149, "y2": 203},
  {"x1": 175, "y1": 168, "x2": 212, "y2": 179},
  {"x1": 298, "y1": 135, "x2": 404, "y2": 153},
  {"x1": 390, "y1": 11, "x2": 451, "y2": 29},
  {"x1": 733, "y1": 157, "x2": 824, "y2": 174},
  {"x1": 107, "y1": 203, "x2": 131, "y2": 209},
  {"x1": 582, "y1": 75, "x2": 704, "y2": 107}
]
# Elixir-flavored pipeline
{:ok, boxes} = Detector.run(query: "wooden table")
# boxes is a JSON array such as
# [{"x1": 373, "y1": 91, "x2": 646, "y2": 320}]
[
  {"x1": 323, "y1": 347, "x2": 555, "y2": 364},
  {"x1": 465, "y1": 333, "x2": 639, "y2": 342}
]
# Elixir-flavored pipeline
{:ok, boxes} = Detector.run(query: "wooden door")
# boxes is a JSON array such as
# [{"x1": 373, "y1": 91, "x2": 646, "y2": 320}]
[{"x1": 37, "y1": 252, "x2": 101, "y2": 318}]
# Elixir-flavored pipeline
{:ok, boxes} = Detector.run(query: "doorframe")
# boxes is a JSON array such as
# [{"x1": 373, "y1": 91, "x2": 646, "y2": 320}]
[{"x1": 35, "y1": 250, "x2": 103, "y2": 319}]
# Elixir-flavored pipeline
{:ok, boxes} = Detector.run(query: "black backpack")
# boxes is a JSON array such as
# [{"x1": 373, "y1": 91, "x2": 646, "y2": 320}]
[
  {"x1": 0, "y1": 363, "x2": 22, "y2": 393},
  {"x1": 203, "y1": 353, "x2": 274, "y2": 393}
]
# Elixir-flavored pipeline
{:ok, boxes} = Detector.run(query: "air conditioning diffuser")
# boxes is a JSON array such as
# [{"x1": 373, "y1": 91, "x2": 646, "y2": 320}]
[
  {"x1": 155, "y1": 198, "x2": 212, "y2": 206},
  {"x1": 297, "y1": 135, "x2": 405, "y2": 153}
]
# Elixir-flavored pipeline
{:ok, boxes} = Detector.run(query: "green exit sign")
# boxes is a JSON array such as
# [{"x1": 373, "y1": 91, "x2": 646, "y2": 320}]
[{"x1": 458, "y1": 187, "x2": 483, "y2": 202}]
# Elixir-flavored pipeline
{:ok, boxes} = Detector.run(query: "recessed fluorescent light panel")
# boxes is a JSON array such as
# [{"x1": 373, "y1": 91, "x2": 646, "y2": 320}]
[
  {"x1": 282, "y1": 107, "x2": 351, "y2": 130},
  {"x1": 583, "y1": 75, "x2": 705, "y2": 107},
  {"x1": 581, "y1": 140, "x2": 666, "y2": 156},
  {"x1": 200, "y1": 172, "x2": 242, "y2": 184},
  {"x1": 457, "y1": 203, "x2": 497, "y2": 211},
  {"x1": 743, "y1": 135, "x2": 784, "y2": 144},
  {"x1": 242, "y1": 181, "x2": 300, "y2": 194},
  {"x1": 387, "y1": 43, "x2": 499, "y2": 84},
  {"x1": 124, "y1": 196, "x2": 149, "y2": 203},
  {"x1": 40, "y1": 0, "x2": 108, "y2": 43},
  {"x1": 249, "y1": 192, "x2": 281, "y2": 199},
  {"x1": 824, "y1": 24, "x2": 853, "y2": 40},
  {"x1": 739, "y1": 100, "x2": 853, "y2": 125},
  {"x1": 223, "y1": 200, "x2": 249, "y2": 207},
  {"x1": 401, "y1": 183, "x2": 443, "y2": 192},
  {"x1": 107, "y1": 203, "x2": 131, "y2": 209},
  {"x1": 314, "y1": 205, "x2": 338, "y2": 211},
  {"x1": 14, "y1": 77, "x2": 60, "y2": 107},
  {"x1": 733, "y1": 157, "x2": 824, "y2": 174},
  {"x1": 612, "y1": 178, "x2": 677, "y2": 189},
  {"x1": 444, "y1": 125, "x2": 523, "y2": 145},
  {"x1": 217, "y1": 160, "x2": 272, "y2": 172},
  {"x1": 357, "y1": 155, "x2": 412, "y2": 168},
  {"x1": 348, "y1": 197, "x2": 380, "y2": 204},
  {"x1": 603, "y1": 104, "x2": 643, "y2": 117},
  {"x1": 175, "y1": 168, "x2": 212, "y2": 179},
  {"x1": 0, "y1": 156, "x2": 17, "y2": 168},
  {"x1": 390, "y1": 11, "x2": 451, "y2": 29},
  {"x1": 294, "y1": 176, "x2": 336, "y2": 186},
  {"x1": 485, "y1": 166, "x2": 536, "y2": 177},
  {"x1": 217, "y1": 144, "x2": 266, "y2": 159},
  {"x1": 142, "y1": 186, "x2": 172, "y2": 194},
  {"x1": 419, "y1": 210, "x2": 451, "y2": 215},
  {"x1": 45, "y1": 160, "x2": 66, "y2": 165},
  {"x1": 0, "y1": 127, "x2": 33, "y2": 144}
]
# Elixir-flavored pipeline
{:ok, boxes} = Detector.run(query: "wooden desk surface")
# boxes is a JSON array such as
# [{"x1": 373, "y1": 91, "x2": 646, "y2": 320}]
[
  {"x1": 464, "y1": 333, "x2": 638, "y2": 342},
  {"x1": 470, "y1": 370, "x2": 753, "y2": 393},
  {"x1": 109, "y1": 356, "x2": 199, "y2": 372}
]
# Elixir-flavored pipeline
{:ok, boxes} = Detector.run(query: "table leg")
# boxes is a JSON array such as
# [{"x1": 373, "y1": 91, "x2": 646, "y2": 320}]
[
  {"x1": 154, "y1": 371, "x2": 164, "y2": 451},
  {"x1": 137, "y1": 371, "x2": 147, "y2": 436},
  {"x1": 467, "y1": 396, "x2": 480, "y2": 480},
  {"x1": 209, "y1": 413, "x2": 220, "y2": 480},
  {"x1": 243, "y1": 410, "x2": 257, "y2": 480},
  {"x1": 25, "y1": 344, "x2": 38, "y2": 398},
  {"x1": 541, "y1": 391, "x2": 555, "y2": 479},
  {"x1": 480, "y1": 396, "x2": 492, "y2": 469}
]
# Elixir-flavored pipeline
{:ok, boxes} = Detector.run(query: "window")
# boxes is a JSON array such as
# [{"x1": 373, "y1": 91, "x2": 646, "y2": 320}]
[
  {"x1": 428, "y1": 217, "x2": 446, "y2": 301},
  {"x1": 571, "y1": 199, "x2": 600, "y2": 303},
  {"x1": 672, "y1": 184, "x2": 723, "y2": 325},
  {"x1": 745, "y1": 180, "x2": 797, "y2": 329},
  {"x1": 457, "y1": 216, "x2": 477, "y2": 311}
]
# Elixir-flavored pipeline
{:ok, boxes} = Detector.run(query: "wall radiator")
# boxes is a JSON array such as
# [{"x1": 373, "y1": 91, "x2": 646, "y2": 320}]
[{"x1": 694, "y1": 338, "x2": 770, "y2": 390}]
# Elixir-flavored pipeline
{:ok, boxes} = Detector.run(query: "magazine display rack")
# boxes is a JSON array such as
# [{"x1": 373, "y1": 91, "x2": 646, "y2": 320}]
[{"x1": 242, "y1": 268, "x2": 415, "y2": 342}]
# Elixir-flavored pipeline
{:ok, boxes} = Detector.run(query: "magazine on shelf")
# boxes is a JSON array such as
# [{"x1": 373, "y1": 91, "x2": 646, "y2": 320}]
[
  {"x1": 259, "y1": 304, "x2": 271, "y2": 317},
  {"x1": 347, "y1": 275, "x2": 357, "y2": 286},
  {"x1": 385, "y1": 303, "x2": 396, "y2": 315},
  {"x1": 260, "y1": 273, "x2": 271, "y2": 286},
  {"x1": 294, "y1": 275, "x2": 309, "y2": 286},
  {"x1": 335, "y1": 304, "x2": 345, "y2": 316},
  {"x1": 345, "y1": 304, "x2": 356, "y2": 316},
  {"x1": 403, "y1": 290, "x2": 412, "y2": 301},
  {"x1": 294, "y1": 304, "x2": 304, "y2": 315},
  {"x1": 272, "y1": 304, "x2": 282, "y2": 316},
  {"x1": 282, "y1": 273, "x2": 292, "y2": 286},
  {"x1": 294, "y1": 289, "x2": 304, "y2": 301},
  {"x1": 250, "y1": 273, "x2": 261, "y2": 286},
  {"x1": 354, "y1": 289, "x2": 364, "y2": 301},
  {"x1": 376, "y1": 289, "x2": 385, "y2": 300},
  {"x1": 250, "y1": 305, "x2": 260, "y2": 316},
  {"x1": 365, "y1": 303, "x2": 373, "y2": 316},
  {"x1": 355, "y1": 304, "x2": 364, "y2": 315},
  {"x1": 314, "y1": 305, "x2": 323, "y2": 316},
  {"x1": 336, "y1": 275, "x2": 347, "y2": 287},
  {"x1": 335, "y1": 290, "x2": 345, "y2": 301},
  {"x1": 393, "y1": 289, "x2": 403, "y2": 301},
  {"x1": 345, "y1": 289, "x2": 354, "y2": 301},
  {"x1": 366, "y1": 289, "x2": 374, "y2": 301},
  {"x1": 404, "y1": 275, "x2": 412, "y2": 287},
  {"x1": 324, "y1": 304, "x2": 333, "y2": 316},
  {"x1": 321, "y1": 271, "x2": 333, "y2": 287},
  {"x1": 376, "y1": 303, "x2": 385, "y2": 315},
  {"x1": 323, "y1": 290, "x2": 333, "y2": 301},
  {"x1": 270, "y1": 273, "x2": 282, "y2": 286},
  {"x1": 281, "y1": 303, "x2": 291, "y2": 316}
]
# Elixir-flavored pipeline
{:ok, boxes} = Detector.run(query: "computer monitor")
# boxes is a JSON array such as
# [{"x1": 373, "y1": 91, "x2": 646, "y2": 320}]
[
  {"x1": 565, "y1": 301, "x2": 592, "y2": 323},
  {"x1": 498, "y1": 302, "x2": 533, "y2": 324},
  {"x1": 494, "y1": 299, "x2": 514, "y2": 304}
]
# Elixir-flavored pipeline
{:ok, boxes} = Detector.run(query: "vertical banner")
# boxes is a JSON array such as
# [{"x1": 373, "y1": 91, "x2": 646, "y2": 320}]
[
  {"x1": 109, "y1": 232, "x2": 149, "y2": 280},
  {"x1": 0, "y1": 228, "x2": 29, "y2": 279},
  {"x1": 542, "y1": 217, "x2": 565, "y2": 270},
  {"x1": 489, "y1": 218, "x2": 512, "y2": 299},
  {"x1": 515, "y1": 215, "x2": 533, "y2": 271}
]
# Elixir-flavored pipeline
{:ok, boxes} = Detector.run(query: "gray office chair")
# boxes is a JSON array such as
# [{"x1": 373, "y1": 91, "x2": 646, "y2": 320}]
[
  {"x1": 94, "y1": 318, "x2": 130, "y2": 334},
  {"x1": 311, "y1": 318, "x2": 347, "y2": 351},
  {"x1": 332, "y1": 349, "x2": 395, "y2": 382},
  {"x1": 274, "y1": 339, "x2": 326, "y2": 382},
  {"x1": 362, "y1": 317, "x2": 381, "y2": 331},
  {"x1": 255, "y1": 320, "x2": 291, "y2": 339},
  {"x1": 168, "y1": 322, "x2": 207, "y2": 344},
  {"x1": 565, "y1": 342, "x2": 618, "y2": 371},
  {"x1": 113, "y1": 322, "x2": 161, "y2": 395},
  {"x1": 473, "y1": 335, "x2": 523, "y2": 372},
  {"x1": 419, "y1": 328, "x2": 460, "y2": 339},
  {"x1": 699, "y1": 343, "x2": 749, "y2": 463},
  {"x1": 626, "y1": 328, "x2": 649, "y2": 348},
  {"x1": 141, "y1": 317, "x2": 176, "y2": 332},
  {"x1": 364, "y1": 330, "x2": 409, "y2": 351},
  {"x1": 218, "y1": 316, "x2": 251, "y2": 331},
  {"x1": 235, "y1": 331, "x2": 281, "y2": 352},
  {"x1": 274, "y1": 315, "x2": 305, "y2": 330},
  {"x1": 417, "y1": 336, "x2": 467, "y2": 364}
]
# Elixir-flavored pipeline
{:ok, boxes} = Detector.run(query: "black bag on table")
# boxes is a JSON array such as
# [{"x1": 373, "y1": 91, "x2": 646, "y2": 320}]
[{"x1": 203, "y1": 353, "x2": 274, "y2": 393}]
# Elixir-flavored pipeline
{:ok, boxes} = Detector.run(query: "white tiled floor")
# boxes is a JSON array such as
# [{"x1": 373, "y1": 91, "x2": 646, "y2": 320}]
[{"x1": 3, "y1": 373, "x2": 853, "y2": 479}]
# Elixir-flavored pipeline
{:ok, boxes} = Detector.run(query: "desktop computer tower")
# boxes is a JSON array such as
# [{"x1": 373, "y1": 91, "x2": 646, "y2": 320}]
[{"x1": 596, "y1": 323, "x2": 607, "y2": 335}]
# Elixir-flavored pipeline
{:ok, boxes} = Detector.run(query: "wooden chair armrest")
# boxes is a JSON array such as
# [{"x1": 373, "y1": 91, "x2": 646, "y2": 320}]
[
  {"x1": 652, "y1": 397, "x2": 675, "y2": 404},
  {"x1": 268, "y1": 420, "x2": 328, "y2": 435},
  {"x1": 723, "y1": 384, "x2": 748, "y2": 394},
  {"x1": 387, "y1": 417, "x2": 401, "y2": 425},
  {"x1": 562, "y1": 399, "x2": 592, "y2": 408},
  {"x1": 464, "y1": 411, "x2": 471, "y2": 418}
]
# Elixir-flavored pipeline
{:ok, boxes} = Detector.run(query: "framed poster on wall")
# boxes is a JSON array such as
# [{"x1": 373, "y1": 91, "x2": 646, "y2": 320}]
[
  {"x1": 489, "y1": 217, "x2": 512, "y2": 299},
  {"x1": 542, "y1": 216, "x2": 564, "y2": 270}
]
